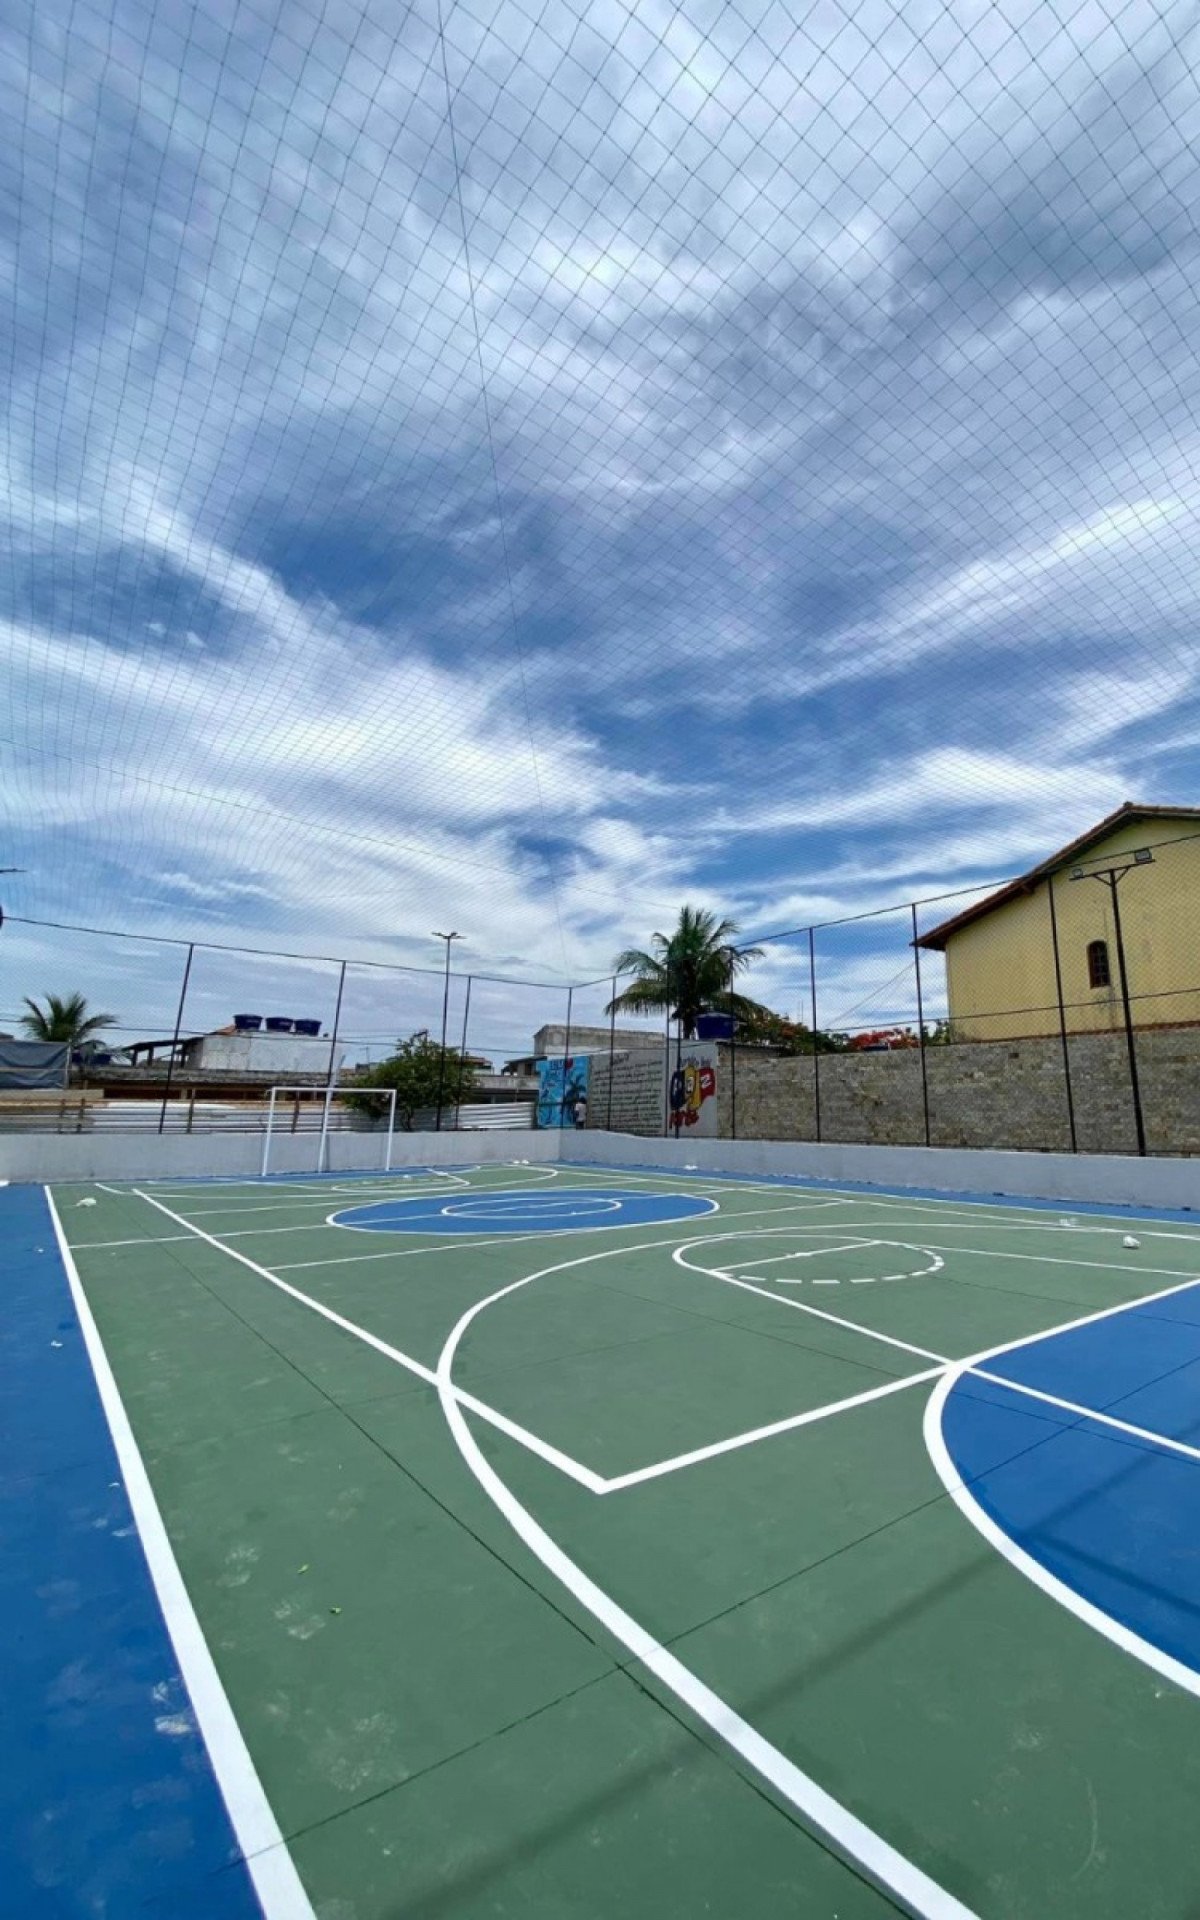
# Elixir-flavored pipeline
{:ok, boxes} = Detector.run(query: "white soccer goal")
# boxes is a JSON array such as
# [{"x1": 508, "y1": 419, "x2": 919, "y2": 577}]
[{"x1": 260, "y1": 1083, "x2": 398, "y2": 1176}]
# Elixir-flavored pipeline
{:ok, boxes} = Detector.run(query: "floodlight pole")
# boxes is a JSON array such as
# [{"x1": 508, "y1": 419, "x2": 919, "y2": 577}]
[
  {"x1": 1069, "y1": 853, "x2": 1152, "y2": 1156},
  {"x1": 432, "y1": 932, "x2": 463, "y2": 1131}
]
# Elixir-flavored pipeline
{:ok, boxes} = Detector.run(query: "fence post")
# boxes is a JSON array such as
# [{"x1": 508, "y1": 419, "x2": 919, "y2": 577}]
[
  {"x1": 157, "y1": 942, "x2": 195, "y2": 1134},
  {"x1": 727, "y1": 952, "x2": 737, "y2": 1140},
  {"x1": 663, "y1": 961, "x2": 673, "y2": 1137},
  {"x1": 910, "y1": 903, "x2": 932, "y2": 1147},
  {"x1": 316, "y1": 1083, "x2": 336, "y2": 1174},
  {"x1": 317, "y1": 960, "x2": 347, "y2": 1173},
  {"x1": 455, "y1": 975, "x2": 473, "y2": 1131},
  {"x1": 261, "y1": 1086, "x2": 278, "y2": 1177},
  {"x1": 808, "y1": 928, "x2": 822, "y2": 1142},
  {"x1": 1108, "y1": 878, "x2": 1147, "y2": 1156},
  {"x1": 560, "y1": 986, "x2": 573, "y2": 1130},
  {"x1": 607, "y1": 975, "x2": 617, "y2": 1131},
  {"x1": 1046, "y1": 873, "x2": 1078, "y2": 1153}
]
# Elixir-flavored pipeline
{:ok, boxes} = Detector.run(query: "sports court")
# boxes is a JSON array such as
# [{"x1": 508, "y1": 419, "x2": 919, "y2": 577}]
[{"x1": 9, "y1": 1157, "x2": 1200, "y2": 1919}]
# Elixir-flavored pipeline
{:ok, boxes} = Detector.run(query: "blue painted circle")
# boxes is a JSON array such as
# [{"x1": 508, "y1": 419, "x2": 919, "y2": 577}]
[{"x1": 329, "y1": 1186, "x2": 717, "y2": 1235}]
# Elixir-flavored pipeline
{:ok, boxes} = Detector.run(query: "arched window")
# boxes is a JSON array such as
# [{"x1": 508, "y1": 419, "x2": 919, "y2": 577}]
[{"x1": 1087, "y1": 939, "x2": 1111, "y2": 989}]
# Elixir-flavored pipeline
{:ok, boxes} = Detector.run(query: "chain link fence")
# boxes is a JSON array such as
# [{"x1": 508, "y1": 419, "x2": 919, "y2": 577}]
[{"x1": 3, "y1": 826, "x2": 1198, "y2": 1152}]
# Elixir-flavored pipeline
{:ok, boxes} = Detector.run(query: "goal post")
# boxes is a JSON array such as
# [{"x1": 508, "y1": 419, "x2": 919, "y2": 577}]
[{"x1": 260, "y1": 1083, "x2": 398, "y2": 1176}]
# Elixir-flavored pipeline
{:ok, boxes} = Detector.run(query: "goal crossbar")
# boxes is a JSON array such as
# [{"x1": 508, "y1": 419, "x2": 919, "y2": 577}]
[{"x1": 260, "y1": 1083, "x2": 398, "y2": 1176}]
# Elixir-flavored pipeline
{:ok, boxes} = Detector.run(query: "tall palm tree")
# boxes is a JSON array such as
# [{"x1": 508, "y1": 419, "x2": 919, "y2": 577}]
[
  {"x1": 606, "y1": 905, "x2": 767, "y2": 1038},
  {"x1": 19, "y1": 992, "x2": 117, "y2": 1045}
]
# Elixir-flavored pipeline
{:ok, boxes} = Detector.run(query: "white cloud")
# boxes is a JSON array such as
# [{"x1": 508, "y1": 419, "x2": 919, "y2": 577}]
[{"x1": 4, "y1": 0, "x2": 1200, "y2": 1001}]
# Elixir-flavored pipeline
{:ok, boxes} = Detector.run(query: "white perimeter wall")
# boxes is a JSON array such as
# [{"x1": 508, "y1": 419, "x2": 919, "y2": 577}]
[
  {"x1": 5, "y1": 1122, "x2": 1197, "y2": 1212},
  {"x1": 561, "y1": 1130, "x2": 1200, "y2": 1213},
  {"x1": 0, "y1": 1127, "x2": 560, "y2": 1183}
]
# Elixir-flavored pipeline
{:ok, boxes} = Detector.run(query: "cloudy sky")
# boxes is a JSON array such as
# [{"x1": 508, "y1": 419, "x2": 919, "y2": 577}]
[{"x1": 3, "y1": 0, "x2": 1200, "y2": 1056}]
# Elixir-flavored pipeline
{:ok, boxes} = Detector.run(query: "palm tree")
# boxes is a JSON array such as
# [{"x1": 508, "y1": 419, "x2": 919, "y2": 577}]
[
  {"x1": 606, "y1": 905, "x2": 768, "y2": 1038},
  {"x1": 19, "y1": 992, "x2": 117, "y2": 1045}
]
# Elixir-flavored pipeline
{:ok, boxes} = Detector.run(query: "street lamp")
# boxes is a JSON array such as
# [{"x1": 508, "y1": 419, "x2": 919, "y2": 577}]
[
  {"x1": 1068, "y1": 849, "x2": 1153, "y2": 1155},
  {"x1": 431, "y1": 932, "x2": 464, "y2": 1131}
]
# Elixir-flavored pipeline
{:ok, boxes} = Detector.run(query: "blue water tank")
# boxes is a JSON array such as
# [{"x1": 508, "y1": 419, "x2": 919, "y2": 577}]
[
  {"x1": 265, "y1": 1017, "x2": 294, "y2": 1033},
  {"x1": 293, "y1": 1018, "x2": 321, "y2": 1037},
  {"x1": 233, "y1": 1014, "x2": 262, "y2": 1031},
  {"x1": 696, "y1": 1013, "x2": 734, "y2": 1040}
]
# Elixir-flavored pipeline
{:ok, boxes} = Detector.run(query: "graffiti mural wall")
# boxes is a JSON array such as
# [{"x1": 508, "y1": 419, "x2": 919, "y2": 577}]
[
  {"x1": 536, "y1": 1054, "x2": 591, "y2": 1129},
  {"x1": 667, "y1": 1041, "x2": 719, "y2": 1137}
]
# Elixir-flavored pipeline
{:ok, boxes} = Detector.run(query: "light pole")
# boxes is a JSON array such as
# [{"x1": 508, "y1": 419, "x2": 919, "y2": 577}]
[
  {"x1": 1069, "y1": 848, "x2": 1153, "y2": 1156},
  {"x1": 432, "y1": 932, "x2": 463, "y2": 1130}
]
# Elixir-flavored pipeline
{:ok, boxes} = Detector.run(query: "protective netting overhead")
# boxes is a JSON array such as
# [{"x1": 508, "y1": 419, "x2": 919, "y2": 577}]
[{"x1": 4, "y1": 0, "x2": 1199, "y2": 984}]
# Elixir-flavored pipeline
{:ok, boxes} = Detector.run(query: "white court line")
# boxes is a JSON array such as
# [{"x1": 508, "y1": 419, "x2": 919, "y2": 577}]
[
  {"x1": 96, "y1": 1188, "x2": 1200, "y2": 1508},
  {"x1": 72, "y1": 1235, "x2": 195, "y2": 1250},
  {"x1": 569, "y1": 1165, "x2": 1200, "y2": 1237},
  {"x1": 918, "y1": 1239, "x2": 1200, "y2": 1283},
  {"x1": 564, "y1": 1166, "x2": 855, "y2": 1205},
  {"x1": 741, "y1": 1240, "x2": 882, "y2": 1265},
  {"x1": 601, "y1": 1367, "x2": 946, "y2": 1493},
  {"x1": 322, "y1": 1193, "x2": 719, "y2": 1237},
  {"x1": 180, "y1": 1193, "x2": 457, "y2": 1217},
  {"x1": 672, "y1": 1240, "x2": 948, "y2": 1366},
  {"x1": 968, "y1": 1368, "x2": 1200, "y2": 1467},
  {"x1": 128, "y1": 1190, "x2": 605, "y2": 1495},
  {"x1": 220, "y1": 1224, "x2": 356, "y2": 1240},
  {"x1": 129, "y1": 1166, "x2": 556, "y2": 1199},
  {"x1": 267, "y1": 1196, "x2": 858, "y2": 1271},
  {"x1": 924, "y1": 1373, "x2": 1200, "y2": 1703},
  {"x1": 434, "y1": 1239, "x2": 980, "y2": 1920},
  {"x1": 44, "y1": 1189, "x2": 317, "y2": 1919},
  {"x1": 663, "y1": 1233, "x2": 1200, "y2": 1485}
]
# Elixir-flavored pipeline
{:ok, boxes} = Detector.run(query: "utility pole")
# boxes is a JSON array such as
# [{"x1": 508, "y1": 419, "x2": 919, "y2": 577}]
[
  {"x1": 431, "y1": 932, "x2": 464, "y2": 1130},
  {"x1": 0, "y1": 867, "x2": 25, "y2": 931},
  {"x1": 1069, "y1": 848, "x2": 1153, "y2": 1155}
]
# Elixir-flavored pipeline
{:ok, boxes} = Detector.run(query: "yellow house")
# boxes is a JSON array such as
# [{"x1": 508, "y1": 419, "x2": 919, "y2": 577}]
[{"x1": 916, "y1": 803, "x2": 1200, "y2": 1041}]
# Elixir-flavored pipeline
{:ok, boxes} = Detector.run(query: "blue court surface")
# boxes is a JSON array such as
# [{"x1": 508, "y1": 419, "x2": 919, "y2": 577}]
[
  {"x1": 7, "y1": 1159, "x2": 1200, "y2": 1920},
  {"x1": 328, "y1": 1184, "x2": 718, "y2": 1234}
]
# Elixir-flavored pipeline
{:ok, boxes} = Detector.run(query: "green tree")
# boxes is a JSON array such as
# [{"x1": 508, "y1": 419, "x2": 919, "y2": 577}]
[
  {"x1": 606, "y1": 905, "x2": 769, "y2": 1039},
  {"x1": 346, "y1": 1031, "x2": 479, "y2": 1131},
  {"x1": 734, "y1": 1007, "x2": 846, "y2": 1054},
  {"x1": 19, "y1": 992, "x2": 117, "y2": 1045}
]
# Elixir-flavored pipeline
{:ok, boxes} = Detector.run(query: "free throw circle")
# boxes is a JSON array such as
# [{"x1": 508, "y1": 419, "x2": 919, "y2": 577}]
[{"x1": 329, "y1": 1186, "x2": 717, "y2": 1235}]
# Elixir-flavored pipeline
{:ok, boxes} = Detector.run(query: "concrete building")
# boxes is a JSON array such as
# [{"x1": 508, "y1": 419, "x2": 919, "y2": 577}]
[
  {"x1": 504, "y1": 1024, "x2": 663, "y2": 1074},
  {"x1": 179, "y1": 1028, "x2": 343, "y2": 1077},
  {"x1": 916, "y1": 803, "x2": 1200, "y2": 1041}
]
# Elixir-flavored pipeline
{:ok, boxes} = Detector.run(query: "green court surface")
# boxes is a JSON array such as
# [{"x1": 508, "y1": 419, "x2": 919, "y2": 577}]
[{"x1": 52, "y1": 1163, "x2": 1200, "y2": 1918}]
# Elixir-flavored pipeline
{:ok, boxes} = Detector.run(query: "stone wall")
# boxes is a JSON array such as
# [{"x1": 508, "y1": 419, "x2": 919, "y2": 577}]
[
  {"x1": 588, "y1": 1029, "x2": 1200, "y2": 1155},
  {"x1": 722, "y1": 1030, "x2": 1200, "y2": 1155}
]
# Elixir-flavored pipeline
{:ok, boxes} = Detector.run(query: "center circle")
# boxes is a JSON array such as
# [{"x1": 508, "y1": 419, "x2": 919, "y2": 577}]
[
  {"x1": 329, "y1": 1185, "x2": 718, "y2": 1236},
  {"x1": 441, "y1": 1195, "x2": 623, "y2": 1220}
]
